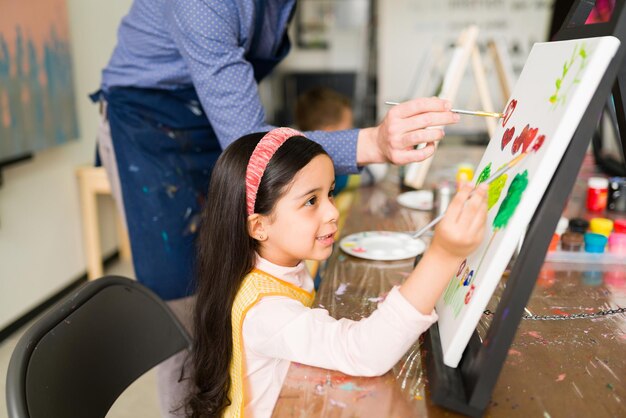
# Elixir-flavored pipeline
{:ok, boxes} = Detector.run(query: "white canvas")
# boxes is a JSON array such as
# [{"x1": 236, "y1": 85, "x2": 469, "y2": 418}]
[{"x1": 435, "y1": 36, "x2": 620, "y2": 368}]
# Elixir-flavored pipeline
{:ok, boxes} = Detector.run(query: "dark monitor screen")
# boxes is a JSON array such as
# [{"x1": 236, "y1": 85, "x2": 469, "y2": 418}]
[
  {"x1": 551, "y1": 0, "x2": 625, "y2": 40},
  {"x1": 585, "y1": 0, "x2": 616, "y2": 25}
]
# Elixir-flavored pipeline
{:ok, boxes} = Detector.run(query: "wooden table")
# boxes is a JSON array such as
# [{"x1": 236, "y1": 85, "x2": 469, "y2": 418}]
[{"x1": 272, "y1": 145, "x2": 626, "y2": 417}]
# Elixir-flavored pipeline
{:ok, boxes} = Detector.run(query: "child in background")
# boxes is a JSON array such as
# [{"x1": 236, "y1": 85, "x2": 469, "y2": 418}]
[
  {"x1": 186, "y1": 128, "x2": 488, "y2": 418},
  {"x1": 295, "y1": 86, "x2": 354, "y2": 132},
  {"x1": 295, "y1": 87, "x2": 386, "y2": 192}
]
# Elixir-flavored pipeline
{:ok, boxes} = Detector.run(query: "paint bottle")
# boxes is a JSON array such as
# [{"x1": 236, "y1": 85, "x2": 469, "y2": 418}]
[
  {"x1": 614, "y1": 218, "x2": 626, "y2": 234},
  {"x1": 586, "y1": 177, "x2": 609, "y2": 212},
  {"x1": 560, "y1": 231, "x2": 584, "y2": 251},
  {"x1": 568, "y1": 218, "x2": 589, "y2": 234},
  {"x1": 455, "y1": 164, "x2": 474, "y2": 186},
  {"x1": 584, "y1": 232, "x2": 608, "y2": 253},
  {"x1": 608, "y1": 233, "x2": 626, "y2": 255},
  {"x1": 589, "y1": 217, "x2": 613, "y2": 237},
  {"x1": 607, "y1": 177, "x2": 626, "y2": 212},
  {"x1": 432, "y1": 181, "x2": 454, "y2": 218}
]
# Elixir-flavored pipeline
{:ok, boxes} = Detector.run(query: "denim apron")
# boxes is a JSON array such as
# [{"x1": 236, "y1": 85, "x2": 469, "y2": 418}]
[{"x1": 92, "y1": 0, "x2": 293, "y2": 300}]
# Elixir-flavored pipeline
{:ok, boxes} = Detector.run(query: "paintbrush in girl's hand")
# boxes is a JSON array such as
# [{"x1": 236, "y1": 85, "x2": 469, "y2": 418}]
[{"x1": 410, "y1": 152, "x2": 528, "y2": 239}]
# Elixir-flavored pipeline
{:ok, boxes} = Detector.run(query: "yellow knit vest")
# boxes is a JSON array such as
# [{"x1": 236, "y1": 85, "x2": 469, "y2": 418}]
[{"x1": 223, "y1": 268, "x2": 315, "y2": 418}]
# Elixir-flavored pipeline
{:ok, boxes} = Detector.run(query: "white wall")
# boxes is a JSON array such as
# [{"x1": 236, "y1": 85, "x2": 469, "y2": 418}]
[
  {"x1": 378, "y1": 0, "x2": 553, "y2": 131},
  {"x1": 0, "y1": 0, "x2": 132, "y2": 330}
]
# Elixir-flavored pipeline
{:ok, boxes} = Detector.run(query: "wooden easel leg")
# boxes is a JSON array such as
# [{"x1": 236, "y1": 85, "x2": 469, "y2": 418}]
[{"x1": 471, "y1": 45, "x2": 497, "y2": 137}]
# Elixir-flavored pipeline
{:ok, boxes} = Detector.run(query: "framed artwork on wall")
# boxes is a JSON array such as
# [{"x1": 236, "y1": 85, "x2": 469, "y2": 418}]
[{"x1": 0, "y1": 0, "x2": 79, "y2": 164}]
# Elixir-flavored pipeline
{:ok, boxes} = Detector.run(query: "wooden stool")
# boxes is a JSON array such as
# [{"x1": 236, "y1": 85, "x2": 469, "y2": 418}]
[{"x1": 76, "y1": 166, "x2": 132, "y2": 280}]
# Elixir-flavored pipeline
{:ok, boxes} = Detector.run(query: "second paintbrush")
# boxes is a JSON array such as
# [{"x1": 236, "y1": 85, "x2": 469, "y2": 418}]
[{"x1": 410, "y1": 152, "x2": 528, "y2": 239}]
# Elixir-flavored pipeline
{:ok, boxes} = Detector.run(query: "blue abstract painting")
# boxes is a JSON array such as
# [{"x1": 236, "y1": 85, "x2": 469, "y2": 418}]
[{"x1": 0, "y1": 0, "x2": 79, "y2": 162}]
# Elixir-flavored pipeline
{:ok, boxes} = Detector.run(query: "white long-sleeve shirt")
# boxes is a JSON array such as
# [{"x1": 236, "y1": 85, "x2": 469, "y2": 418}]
[{"x1": 242, "y1": 256, "x2": 438, "y2": 418}]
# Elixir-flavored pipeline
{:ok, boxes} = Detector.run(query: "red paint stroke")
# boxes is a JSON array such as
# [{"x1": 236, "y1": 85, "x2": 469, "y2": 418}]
[
  {"x1": 555, "y1": 373, "x2": 567, "y2": 382},
  {"x1": 352, "y1": 247, "x2": 367, "y2": 253},
  {"x1": 464, "y1": 284, "x2": 475, "y2": 304},
  {"x1": 531, "y1": 134, "x2": 546, "y2": 153},
  {"x1": 512, "y1": 124, "x2": 538, "y2": 154},
  {"x1": 551, "y1": 308, "x2": 570, "y2": 316},
  {"x1": 457, "y1": 259, "x2": 467, "y2": 277},
  {"x1": 501, "y1": 127, "x2": 515, "y2": 150},
  {"x1": 502, "y1": 99, "x2": 517, "y2": 127}
]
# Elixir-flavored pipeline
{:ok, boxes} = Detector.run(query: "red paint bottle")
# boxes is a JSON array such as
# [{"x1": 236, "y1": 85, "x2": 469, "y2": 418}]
[{"x1": 586, "y1": 177, "x2": 609, "y2": 212}]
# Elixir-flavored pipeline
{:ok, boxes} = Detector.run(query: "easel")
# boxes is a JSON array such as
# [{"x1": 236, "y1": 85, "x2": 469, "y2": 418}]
[
  {"x1": 423, "y1": 2, "x2": 626, "y2": 417},
  {"x1": 403, "y1": 26, "x2": 514, "y2": 190}
]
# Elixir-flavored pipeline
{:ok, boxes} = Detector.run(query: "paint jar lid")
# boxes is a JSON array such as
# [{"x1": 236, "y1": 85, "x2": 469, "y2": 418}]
[
  {"x1": 556, "y1": 217, "x2": 569, "y2": 235},
  {"x1": 588, "y1": 177, "x2": 609, "y2": 189},
  {"x1": 614, "y1": 219, "x2": 626, "y2": 233},
  {"x1": 584, "y1": 232, "x2": 608, "y2": 253},
  {"x1": 568, "y1": 218, "x2": 589, "y2": 233},
  {"x1": 608, "y1": 232, "x2": 626, "y2": 249},
  {"x1": 589, "y1": 217, "x2": 614, "y2": 236},
  {"x1": 561, "y1": 231, "x2": 584, "y2": 250}
]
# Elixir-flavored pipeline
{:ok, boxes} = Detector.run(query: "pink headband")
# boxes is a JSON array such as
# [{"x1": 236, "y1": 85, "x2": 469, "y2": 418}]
[{"x1": 245, "y1": 127, "x2": 303, "y2": 215}]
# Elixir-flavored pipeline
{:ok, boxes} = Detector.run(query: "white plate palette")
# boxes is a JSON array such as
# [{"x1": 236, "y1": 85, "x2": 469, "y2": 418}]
[
  {"x1": 339, "y1": 231, "x2": 426, "y2": 261},
  {"x1": 397, "y1": 190, "x2": 434, "y2": 211}
]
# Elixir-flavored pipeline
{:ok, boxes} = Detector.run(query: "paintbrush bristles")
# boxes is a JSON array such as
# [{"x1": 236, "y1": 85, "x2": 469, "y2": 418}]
[{"x1": 450, "y1": 109, "x2": 504, "y2": 119}]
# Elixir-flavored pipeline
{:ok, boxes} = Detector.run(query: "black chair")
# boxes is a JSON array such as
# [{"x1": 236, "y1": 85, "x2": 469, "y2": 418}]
[{"x1": 5, "y1": 276, "x2": 192, "y2": 418}]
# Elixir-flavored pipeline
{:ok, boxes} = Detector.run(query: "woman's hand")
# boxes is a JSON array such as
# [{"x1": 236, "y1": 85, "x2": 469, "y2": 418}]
[
  {"x1": 430, "y1": 182, "x2": 489, "y2": 260},
  {"x1": 356, "y1": 97, "x2": 460, "y2": 165}
]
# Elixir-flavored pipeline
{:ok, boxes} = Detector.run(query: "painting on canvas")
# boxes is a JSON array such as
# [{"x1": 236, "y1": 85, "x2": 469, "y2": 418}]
[
  {"x1": 0, "y1": 0, "x2": 79, "y2": 161},
  {"x1": 435, "y1": 36, "x2": 620, "y2": 367}
]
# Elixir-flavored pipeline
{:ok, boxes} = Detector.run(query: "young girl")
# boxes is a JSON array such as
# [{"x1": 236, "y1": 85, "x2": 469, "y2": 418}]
[{"x1": 187, "y1": 128, "x2": 488, "y2": 418}]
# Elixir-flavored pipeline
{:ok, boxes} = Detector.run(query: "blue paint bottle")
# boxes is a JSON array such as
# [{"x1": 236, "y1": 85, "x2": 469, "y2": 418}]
[{"x1": 583, "y1": 232, "x2": 608, "y2": 253}]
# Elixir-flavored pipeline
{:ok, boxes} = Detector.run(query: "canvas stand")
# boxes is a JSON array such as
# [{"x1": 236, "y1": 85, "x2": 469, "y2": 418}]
[
  {"x1": 423, "y1": 2, "x2": 626, "y2": 416},
  {"x1": 403, "y1": 27, "x2": 515, "y2": 190}
]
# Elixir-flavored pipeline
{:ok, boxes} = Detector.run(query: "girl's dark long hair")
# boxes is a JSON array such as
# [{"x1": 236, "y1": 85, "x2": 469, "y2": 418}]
[{"x1": 187, "y1": 132, "x2": 327, "y2": 417}]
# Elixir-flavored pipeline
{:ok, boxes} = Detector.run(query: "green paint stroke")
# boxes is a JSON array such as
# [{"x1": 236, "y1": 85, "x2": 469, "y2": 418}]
[
  {"x1": 475, "y1": 163, "x2": 491, "y2": 185},
  {"x1": 549, "y1": 42, "x2": 589, "y2": 107},
  {"x1": 475, "y1": 162, "x2": 507, "y2": 210},
  {"x1": 488, "y1": 173, "x2": 508, "y2": 210},
  {"x1": 493, "y1": 170, "x2": 529, "y2": 230}
]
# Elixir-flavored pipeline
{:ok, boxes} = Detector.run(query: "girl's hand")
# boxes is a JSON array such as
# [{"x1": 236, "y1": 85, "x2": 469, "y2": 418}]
[
  {"x1": 356, "y1": 97, "x2": 460, "y2": 165},
  {"x1": 430, "y1": 183, "x2": 488, "y2": 260}
]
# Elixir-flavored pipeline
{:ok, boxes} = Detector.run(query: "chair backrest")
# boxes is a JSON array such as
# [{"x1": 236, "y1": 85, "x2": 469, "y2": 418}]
[{"x1": 5, "y1": 276, "x2": 192, "y2": 418}]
